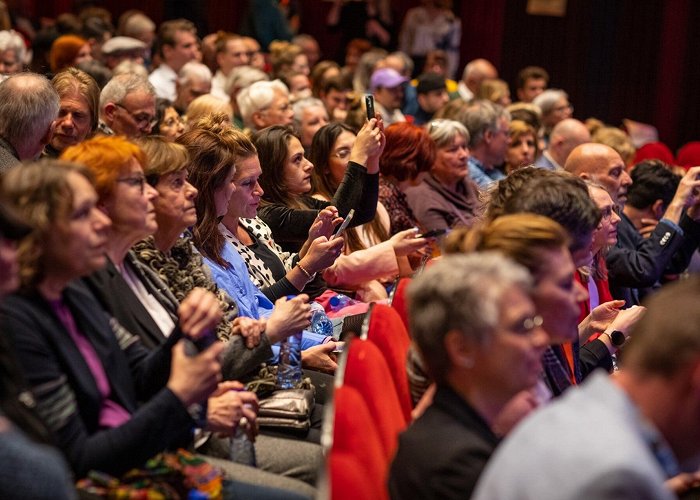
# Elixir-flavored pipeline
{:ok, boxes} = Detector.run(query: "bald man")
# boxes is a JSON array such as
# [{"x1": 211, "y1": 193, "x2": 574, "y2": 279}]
[
  {"x1": 565, "y1": 143, "x2": 700, "y2": 305},
  {"x1": 457, "y1": 58, "x2": 497, "y2": 102},
  {"x1": 535, "y1": 118, "x2": 590, "y2": 171}
]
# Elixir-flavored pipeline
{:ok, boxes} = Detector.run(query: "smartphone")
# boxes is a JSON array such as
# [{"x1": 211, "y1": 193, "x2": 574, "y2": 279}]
[
  {"x1": 332, "y1": 209, "x2": 355, "y2": 240},
  {"x1": 417, "y1": 228, "x2": 450, "y2": 239},
  {"x1": 365, "y1": 94, "x2": 375, "y2": 120}
]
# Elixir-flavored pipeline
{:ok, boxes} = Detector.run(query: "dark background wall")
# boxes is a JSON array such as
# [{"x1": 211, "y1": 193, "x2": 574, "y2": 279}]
[{"x1": 19, "y1": 0, "x2": 699, "y2": 150}]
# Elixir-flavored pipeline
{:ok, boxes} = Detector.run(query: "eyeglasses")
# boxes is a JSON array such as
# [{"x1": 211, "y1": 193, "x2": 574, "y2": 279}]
[
  {"x1": 506, "y1": 315, "x2": 544, "y2": 337},
  {"x1": 116, "y1": 175, "x2": 146, "y2": 193},
  {"x1": 114, "y1": 103, "x2": 157, "y2": 130},
  {"x1": 554, "y1": 103, "x2": 574, "y2": 113}
]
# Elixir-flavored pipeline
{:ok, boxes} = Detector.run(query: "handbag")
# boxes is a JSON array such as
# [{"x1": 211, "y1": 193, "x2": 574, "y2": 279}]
[
  {"x1": 245, "y1": 365, "x2": 316, "y2": 434},
  {"x1": 257, "y1": 388, "x2": 315, "y2": 432}
]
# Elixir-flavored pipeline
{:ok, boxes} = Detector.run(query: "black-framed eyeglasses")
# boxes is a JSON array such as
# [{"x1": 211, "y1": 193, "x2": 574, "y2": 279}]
[
  {"x1": 116, "y1": 175, "x2": 146, "y2": 193},
  {"x1": 114, "y1": 103, "x2": 157, "y2": 129}
]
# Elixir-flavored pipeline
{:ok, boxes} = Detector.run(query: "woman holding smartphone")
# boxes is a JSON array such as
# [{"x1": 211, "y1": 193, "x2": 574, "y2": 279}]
[{"x1": 255, "y1": 118, "x2": 384, "y2": 253}]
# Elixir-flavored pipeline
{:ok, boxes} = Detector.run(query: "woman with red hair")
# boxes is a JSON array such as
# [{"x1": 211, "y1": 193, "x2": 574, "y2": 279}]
[
  {"x1": 379, "y1": 122, "x2": 436, "y2": 234},
  {"x1": 49, "y1": 35, "x2": 92, "y2": 74}
]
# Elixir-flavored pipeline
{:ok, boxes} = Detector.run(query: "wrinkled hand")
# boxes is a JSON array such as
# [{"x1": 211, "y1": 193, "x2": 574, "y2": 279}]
[
  {"x1": 390, "y1": 228, "x2": 429, "y2": 257},
  {"x1": 231, "y1": 316, "x2": 265, "y2": 349},
  {"x1": 206, "y1": 381, "x2": 259, "y2": 438},
  {"x1": 178, "y1": 288, "x2": 223, "y2": 341},
  {"x1": 168, "y1": 340, "x2": 224, "y2": 407},
  {"x1": 301, "y1": 235, "x2": 345, "y2": 274},
  {"x1": 639, "y1": 217, "x2": 658, "y2": 238},
  {"x1": 308, "y1": 206, "x2": 341, "y2": 241},
  {"x1": 301, "y1": 342, "x2": 339, "y2": 374},
  {"x1": 607, "y1": 304, "x2": 646, "y2": 338},
  {"x1": 266, "y1": 294, "x2": 312, "y2": 344}
]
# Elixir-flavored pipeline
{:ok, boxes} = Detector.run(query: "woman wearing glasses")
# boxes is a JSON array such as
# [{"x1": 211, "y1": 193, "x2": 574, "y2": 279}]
[
  {"x1": 0, "y1": 159, "x2": 224, "y2": 479},
  {"x1": 310, "y1": 122, "x2": 428, "y2": 300},
  {"x1": 405, "y1": 119, "x2": 481, "y2": 233},
  {"x1": 153, "y1": 98, "x2": 185, "y2": 142},
  {"x1": 63, "y1": 135, "x2": 321, "y2": 496}
]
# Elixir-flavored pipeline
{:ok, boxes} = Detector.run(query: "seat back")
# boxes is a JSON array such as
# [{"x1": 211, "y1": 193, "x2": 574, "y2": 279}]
[
  {"x1": 363, "y1": 303, "x2": 413, "y2": 422},
  {"x1": 328, "y1": 385, "x2": 387, "y2": 500},
  {"x1": 343, "y1": 338, "x2": 407, "y2": 459},
  {"x1": 388, "y1": 277, "x2": 412, "y2": 333}
]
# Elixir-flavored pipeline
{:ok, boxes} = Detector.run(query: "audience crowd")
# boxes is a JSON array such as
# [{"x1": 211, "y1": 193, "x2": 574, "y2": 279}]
[{"x1": 1, "y1": 3, "x2": 700, "y2": 499}]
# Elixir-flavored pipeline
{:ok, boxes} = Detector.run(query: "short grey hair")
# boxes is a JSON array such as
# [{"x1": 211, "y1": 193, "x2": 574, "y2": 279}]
[
  {"x1": 178, "y1": 61, "x2": 212, "y2": 86},
  {"x1": 533, "y1": 89, "x2": 568, "y2": 117},
  {"x1": 99, "y1": 73, "x2": 156, "y2": 111},
  {"x1": 0, "y1": 30, "x2": 27, "y2": 65},
  {"x1": 427, "y1": 119, "x2": 470, "y2": 149},
  {"x1": 236, "y1": 79, "x2": 289, "y2": 129},
  {"x1": 0, "y1": 73, "x2": 59, "y2": 152},
  {"x1": 464, "y1": 99, "x2": 510, "y2": 148},
  {"x1": 224, "y1": 65, "x2": 269, "y2": 97},
  {"x1": 292, "y1": 97, "x2": 326, "y2": 126},
  {"x1": 408, "y1": 252, "x2": 532, "y2": 383}
]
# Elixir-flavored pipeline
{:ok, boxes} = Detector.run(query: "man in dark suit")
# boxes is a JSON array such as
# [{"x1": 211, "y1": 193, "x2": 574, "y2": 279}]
[{"x1": 565, "y1": 143, "x2": 700, "y2": 305}]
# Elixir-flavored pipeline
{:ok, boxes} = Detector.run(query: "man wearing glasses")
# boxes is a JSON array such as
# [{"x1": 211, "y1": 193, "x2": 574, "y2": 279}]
[{"x1": 98, "y1": 74, "x2": 157, "y2": 138}]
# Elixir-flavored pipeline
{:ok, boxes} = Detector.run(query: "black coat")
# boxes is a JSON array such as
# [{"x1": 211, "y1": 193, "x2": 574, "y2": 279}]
[
  {"x1": 0, "y1": 281, "x2": 193, "y2": 476},
  {"x1": 389, "y1": 385, "x2": 500, "y2": 500}
]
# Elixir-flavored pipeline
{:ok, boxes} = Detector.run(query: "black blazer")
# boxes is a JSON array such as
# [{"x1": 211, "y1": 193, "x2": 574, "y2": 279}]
[
  {"x1": 0, "y1": 281, "x2": 193, "y2": 476},
  {"x1": 389, "y1": 385, "x2": 500, "y2": 500},
  {"x1": 83, "y1": 259, "x2": 176, "y2": 351}
]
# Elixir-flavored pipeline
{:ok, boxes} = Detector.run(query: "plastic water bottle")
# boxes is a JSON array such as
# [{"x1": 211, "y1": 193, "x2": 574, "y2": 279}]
[
  {"x1": 230, "y1": 409, "x2": 256, "y2": 466},
  {"x1": 309, "y1": 301, "x2": 334, "y2": 336},
  {"x1": 276, "y1": 329, "x2": 303, "y2": 389},
  {"x1": 328, "y1": 293, "x2": 353, "y2": 312}
]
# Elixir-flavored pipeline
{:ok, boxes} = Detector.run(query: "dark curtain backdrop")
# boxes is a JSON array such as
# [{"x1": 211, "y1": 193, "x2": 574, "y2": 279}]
[{"x1": 23, "y1": 0, "x2": 699, "y2": 150}]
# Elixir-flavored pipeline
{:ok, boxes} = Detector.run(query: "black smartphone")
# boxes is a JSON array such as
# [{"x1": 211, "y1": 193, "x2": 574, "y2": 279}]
[
  {"x1": 365, "y1": 94, "x2": 375, "y2": 120},
  {"x1": 417, "y1": 228, "x2": 450, "y2": 239}
]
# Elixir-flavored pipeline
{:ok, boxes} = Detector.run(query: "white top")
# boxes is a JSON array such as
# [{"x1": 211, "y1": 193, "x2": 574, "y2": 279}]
[
  {"x1": 120, "y1": 262, "x2": 176, "y2": 337},
  {"x1": 149, "y1": 63, "x2": 177, "y2": 101},
  {"x1": 211, "y1": 70, "x2": 231, "y2": 102}
]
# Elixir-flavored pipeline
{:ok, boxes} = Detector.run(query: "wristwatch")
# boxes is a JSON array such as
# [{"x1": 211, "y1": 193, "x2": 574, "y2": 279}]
[{"x1": 605, "y1": 330, "x2": 626, "y2": 347}]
